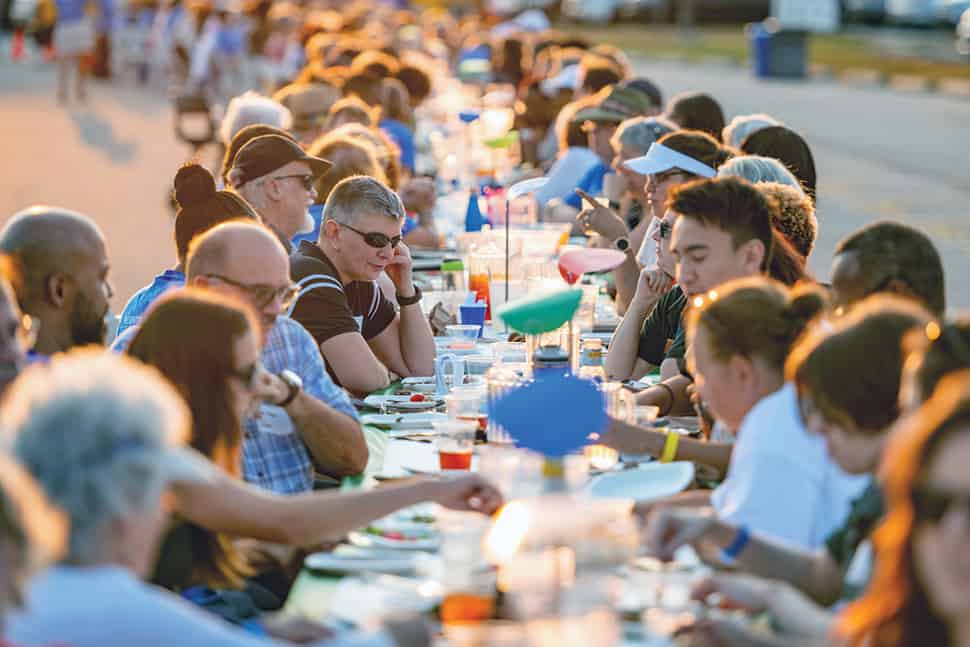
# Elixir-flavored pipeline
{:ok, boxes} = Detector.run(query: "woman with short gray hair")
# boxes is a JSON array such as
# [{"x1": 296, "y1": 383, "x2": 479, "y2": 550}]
[
  {"x1": 717, "y1": 155, "x2": 805, "y2": 194},
  {"x1": 722, "y1": 113, "x2": 781, "y2": 149},
  {"x1": 2, "y1": 350, "x2": 404, "y2": 647}
]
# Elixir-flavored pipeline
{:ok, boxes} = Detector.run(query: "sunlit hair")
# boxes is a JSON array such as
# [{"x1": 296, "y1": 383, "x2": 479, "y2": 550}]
[
  {"x1": 687, "y1": 276, "x2": 826, "y2": 372},
  {"x1": 717, "y1": 155, "x2": 804, "y2": 194},
  {"x1": 3, "y1": 350, "x2": 190, "y2": 565},
  {"x1": 665, "y1": 92, "x2": 726, "y2": 142},
  {"x1": 786, "y1": 295, "x2": 933, "y2": 434},
  {"x1": 840, "y1": 371, "x2": 970, "y2": 647},
  {"x1": 741, "y1": 125, "x2": 817, "y2": 203},
  {"x1": 757, "y1": 182, "x2": 817, "y2": 258},
  {"x1": 611, "y1": 116, "x2": 676, "y2": 158},
  {"x1": 722, "y1": 113, "x2": 781, "y2": 149},
  {"x1": 323, "y1": 175, "x2": 404, "y2": 228},
  {"x1": 219, "y1": 92, "x2": 293, "y2": 147},
  {"x1": 307, "y1": 135, "x2": 386, "y2": 207},
  {"x1": 127, "y1": 288, "x2": 257, "y2": 589},
  {"x1": 902, "y1": 318, "x2": 970, "y2": 409}
]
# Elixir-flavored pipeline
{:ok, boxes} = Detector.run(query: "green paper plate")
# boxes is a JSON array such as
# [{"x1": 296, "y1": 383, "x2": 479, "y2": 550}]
[{"x1": 496, "y1": 288, "x2": 583, "y2": 335}]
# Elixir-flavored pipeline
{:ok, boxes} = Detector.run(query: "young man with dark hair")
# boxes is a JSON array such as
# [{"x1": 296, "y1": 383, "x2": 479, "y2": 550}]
[{"x1": 831, "y1": 220, "x2": 945, "y2": 317}]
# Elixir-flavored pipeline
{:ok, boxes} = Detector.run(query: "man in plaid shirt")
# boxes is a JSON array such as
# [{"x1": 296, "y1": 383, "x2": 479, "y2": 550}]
[{"x1": 114, "y1": 221, "x2": 368, "y2": 493}]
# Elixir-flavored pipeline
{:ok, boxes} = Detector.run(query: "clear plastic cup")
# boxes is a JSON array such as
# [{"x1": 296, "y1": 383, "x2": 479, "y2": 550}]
[
  {"x1": 433, "y1": 419, "x2": 477, "y2": 471},
  {"x1": 446, "y1": 324, "x2": 482, "y2": 340}
]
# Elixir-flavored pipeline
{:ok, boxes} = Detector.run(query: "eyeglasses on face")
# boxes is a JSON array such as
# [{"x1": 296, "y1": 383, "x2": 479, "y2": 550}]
[
  {"x1": 912, "y1": 486, "x2": 970, "y2": 525},
  {"x1": 650, "y1": 170, "x2": 687, "y2": 185},
  {"x1": 204, "y1": 275, "x2": 300, "y2": 310},
  {"x1": 338, "y1": 222, "x2": 402, "y2": 249},
  {"x1": 273, "y1": 174, "x2": 316, "y2": 191},
  {"x1": 658, "y1": 220, "x2": 673, "y2": 240}
]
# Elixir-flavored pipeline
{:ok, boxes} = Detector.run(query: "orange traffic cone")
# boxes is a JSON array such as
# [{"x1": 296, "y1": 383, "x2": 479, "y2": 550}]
[{"x1": 11, "y1": 28, "x2": 25, "y2": 61}]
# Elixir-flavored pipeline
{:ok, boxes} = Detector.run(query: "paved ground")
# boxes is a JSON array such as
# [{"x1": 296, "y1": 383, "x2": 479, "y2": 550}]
[{"x1": 1, "y1": 52, "x2": 968, "y2": 312}]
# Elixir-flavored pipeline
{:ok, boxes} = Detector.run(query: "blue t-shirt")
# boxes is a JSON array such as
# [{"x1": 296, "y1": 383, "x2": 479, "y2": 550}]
[
  {"x1": 291, "y1": 204, "x2": 324, "y2": 247},
  {"x1": 564, "y1": 162, "x2": 614, "y2": 210},
  {"x1": 116, "y1": 270, "x2": 186, "y2": 337},
  {"x1": 380, "y1": 119, "x2": 416, "y2": 173}
]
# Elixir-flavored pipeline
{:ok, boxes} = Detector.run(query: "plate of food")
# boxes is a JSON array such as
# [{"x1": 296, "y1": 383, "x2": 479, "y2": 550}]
[
  {"x1": 304, "y1": 546, "x2": 429, "y2": 575},
  {"x1": 362, "y1": 394, "x2": 444, "y2": 411},
  {"x1": 347, "y1": 522, "x2": 441, "y2": 551},
  {"x1": 360, "y1": 412, "x2": 449, "y2": 430}
]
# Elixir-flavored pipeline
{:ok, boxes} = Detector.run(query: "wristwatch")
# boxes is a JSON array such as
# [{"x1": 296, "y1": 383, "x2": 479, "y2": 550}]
[
  {"x1": 613, "y1": 237, "x2": 632, "y2": 254},
  {"x1": 396, "y1": 283, "x2": 422, "y2": 307},
  {"x1": 277, "y1": 369, "x2": 303, "y2": 408}
]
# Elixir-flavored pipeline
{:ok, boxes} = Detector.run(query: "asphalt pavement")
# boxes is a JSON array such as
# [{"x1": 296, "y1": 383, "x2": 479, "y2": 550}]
[{"x1": 1, "y1": 52, "x2": 968, "y2": 311}]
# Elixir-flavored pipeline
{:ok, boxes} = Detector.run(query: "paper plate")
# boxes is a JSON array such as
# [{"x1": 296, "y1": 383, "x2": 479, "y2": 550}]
[
  {"x1": 586, "y1": 461, "x2": 695, "y2": 503},
  {"x1": 558, "y1": 248, "x2": 627, "y2": 284},
  {"x1": 360, "y1": 412, "x2": 449, "y2": 430},
  {"x1": 496, "y1": 288, "x2": 584, "y2": 335},
  {"x1": 348, "y1": 525, "x2": 441, "y2": 551},
  {"x1": 507, "y1": 176, "x2": 549, "y2": 200},
  {"x1": 304, "y1": 548, "x2": 426, "y2": 576},
  {"x1": 362, "y1": 394, "x2": 444, "y2": 411}
]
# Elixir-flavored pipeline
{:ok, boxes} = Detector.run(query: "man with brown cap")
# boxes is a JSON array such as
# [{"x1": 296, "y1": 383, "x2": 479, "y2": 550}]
[{"x1": 228, "y1": 134, "x2": 331, "y2": 247}]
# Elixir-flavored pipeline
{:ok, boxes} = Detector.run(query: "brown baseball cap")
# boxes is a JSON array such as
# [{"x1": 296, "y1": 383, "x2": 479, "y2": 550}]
[{"x1": 230, "y1": 134, "x2": 331, "y2": 187}]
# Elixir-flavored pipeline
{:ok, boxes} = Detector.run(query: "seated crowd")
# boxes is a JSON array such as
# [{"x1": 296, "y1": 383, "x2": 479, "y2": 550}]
[{"x1": 0, "y1": 3, "x2": 965, "y2": 647}]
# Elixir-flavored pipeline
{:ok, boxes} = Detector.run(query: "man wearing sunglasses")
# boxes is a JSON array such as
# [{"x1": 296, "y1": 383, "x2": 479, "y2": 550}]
[
  {"x1": 228, "y1": 134, "x2": 331, "y2": 248},
  {"x1": 289, "y1": 175, "x2": 435, "y2": 395}
]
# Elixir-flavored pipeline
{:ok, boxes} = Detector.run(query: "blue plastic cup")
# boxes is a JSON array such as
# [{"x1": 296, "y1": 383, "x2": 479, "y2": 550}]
[{"x1": 459, "y1": 303, "x2": 487, "y2": 337}]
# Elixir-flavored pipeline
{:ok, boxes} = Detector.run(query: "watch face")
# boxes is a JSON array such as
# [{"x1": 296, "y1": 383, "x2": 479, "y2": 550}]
[
  {"x1": 280, "y1": 369, "x2": 303, "y2": 390},
  {"x1": 615, "y1": 238, "x2": 630, "y2": 251}
]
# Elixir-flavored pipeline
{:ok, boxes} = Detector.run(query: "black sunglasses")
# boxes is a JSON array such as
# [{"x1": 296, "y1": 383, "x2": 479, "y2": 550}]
[
  {"x1": 658, "y1": 220, "x2": 673, "y2": 239},
  {"x1": 912, "y1": 486, "x2": 970, "y2": 524},
  {"x1": 205, "y1": 274, "x2": 300, "y2": 310},
  {"x1": 339, "y1": 222, "x2": 402, "y2": 249},
  {"x1": 273, "y1": 174, "x2": 315, "y2": 191}
]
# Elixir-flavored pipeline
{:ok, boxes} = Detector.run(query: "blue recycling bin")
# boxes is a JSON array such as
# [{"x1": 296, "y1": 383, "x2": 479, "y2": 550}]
[{"x1": 747, "y1": 21, "x2": 808, "y2": 79}]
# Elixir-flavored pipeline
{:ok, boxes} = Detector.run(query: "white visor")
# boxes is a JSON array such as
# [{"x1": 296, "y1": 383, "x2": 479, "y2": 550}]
[{"x1": 623, "y1": 143, "x2": 717, "y2": 178}]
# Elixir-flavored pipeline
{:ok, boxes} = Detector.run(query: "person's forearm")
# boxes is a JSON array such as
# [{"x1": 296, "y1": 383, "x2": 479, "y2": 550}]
[
  {"x1": 766, "y1": 582, "x2": 835, "y2": 638},
  {"x1": 604, "y1": 299, "x2": 653, "y2": 381},
  {"x1": 603, "y1": 420, "x2": 733, "y2": 475},
  {"x1": 694, "y1": 519, "x2": 841, "y2": 605},
  {"x1": 398, "y1": 300, "x2": 435, "y2": 376},
  {"x1": 613, "y1": 254, "x2": 640, "y2": 317},
  {"x1": 287, "y1": 393, "x2": 369, "y2": 477},
  {"x1": 175, "y1": 472, "x2": 451, "y2": 547},
  {"x1": 636, "y1": 374, "x2": 695, "y2": 416}
]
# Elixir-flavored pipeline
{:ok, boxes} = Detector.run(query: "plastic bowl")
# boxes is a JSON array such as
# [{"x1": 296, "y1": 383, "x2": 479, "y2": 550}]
[{"x1": 446, "y1": 324, "x2": 481, "y2": 340}]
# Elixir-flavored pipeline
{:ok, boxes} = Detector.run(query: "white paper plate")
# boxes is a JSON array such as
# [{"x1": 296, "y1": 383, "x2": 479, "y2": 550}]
[
  {"x1": 304, "y1": 549, "x2": 425, "y2": 575},
  {"x1": 360, "y1": 412, "x2": 449, "y2": 430},
  {"x1": 328, "y1": 574, "x2": 443, "y2": 626},
  {"x1": 362, "y1": 394, "x2": 444, "y2": 411},
  {"x1": 586, "y1": 462, "x2": 695, "y2": 503},
  {"x1": 347, "y1": 528, "x2": 440, "y2": 551}
]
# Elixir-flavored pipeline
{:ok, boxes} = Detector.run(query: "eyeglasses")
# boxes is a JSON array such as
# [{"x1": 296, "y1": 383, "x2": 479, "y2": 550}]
[
  {"x1": 658, "y1": 220, "x2": 673, "y2": 240},
  {"x1": 912, "y1": 486, "x2": 970, "y2": 524},
  {"x1": 272, "y1": 174, "x2": 316, "y2": 191},
  {"x1": 338, "y1": 222, "x2": 402, "y2": 249},
  {"x1": 1, "y1": 314, "x2": 38, "y2": 351},
  {"x1": 204, "y1": 275, "x2": 300, "y2": 310}
]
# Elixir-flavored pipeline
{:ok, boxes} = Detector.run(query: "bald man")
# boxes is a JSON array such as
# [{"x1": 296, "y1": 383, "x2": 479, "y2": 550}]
[
  {"x1": 0, "y1": 207, "x2": 113, "y2": 357},
  {"x1": 113, "y1": 220, "x2": 368, "y2": 489}
]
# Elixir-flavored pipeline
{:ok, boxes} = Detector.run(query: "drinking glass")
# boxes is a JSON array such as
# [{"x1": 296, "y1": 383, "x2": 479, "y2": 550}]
[{"x1": 433, "y1": 419, "x2": 477, "y2": 471}]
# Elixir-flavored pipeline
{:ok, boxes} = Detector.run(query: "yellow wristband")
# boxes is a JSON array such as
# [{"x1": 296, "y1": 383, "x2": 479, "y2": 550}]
[{"x1": 660, "y1": 431, "x2": 679, "y2": 463}]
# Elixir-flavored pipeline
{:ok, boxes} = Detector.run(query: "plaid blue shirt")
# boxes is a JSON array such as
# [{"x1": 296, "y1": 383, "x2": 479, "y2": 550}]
[
  {"x1": 117, "y1": 270, "x2": 185, "y2": 337},
  {"x1": 241, "y1": 317, "x2": 358, "y2": 494}
]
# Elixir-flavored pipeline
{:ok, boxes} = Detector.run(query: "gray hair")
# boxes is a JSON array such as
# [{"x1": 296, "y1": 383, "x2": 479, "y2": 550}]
[
  {"x1": 717, "y1": 155, "x2": 804, "y2": 193},
  {"x1": 322, "y1": 175, "x2": 404, "y2": 227},
  {"x1": 722, "y1": 113, "x2": 781, "y2": 149},
  {"x1": 612, "y1": 116, "x2": 677, "y2": 157},
  {"x1": 4, "y1": 351, "x2": 191, "y2": 565},
  {"x1": 219, "y1": 92, "x2": 294, "y2": 147}
]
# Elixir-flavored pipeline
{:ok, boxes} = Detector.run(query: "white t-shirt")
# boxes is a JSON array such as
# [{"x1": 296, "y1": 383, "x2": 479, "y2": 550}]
[
  {"x1": 711, "y1": 384, "x2": 868, "y2": 549},
  {"x1": 7, "y1": 565, "x2": 395, "y2": 647}
]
